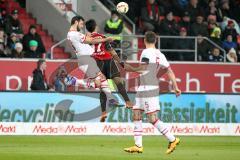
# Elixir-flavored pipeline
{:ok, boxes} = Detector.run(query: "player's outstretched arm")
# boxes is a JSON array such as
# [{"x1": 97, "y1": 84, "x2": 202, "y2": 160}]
[
  {"x1": 124, "y1": 63, "x2": 147, "y2": 73},
  {"x1": 84, "y1": 35, "x2": 113, "y2": 44},
  {"x1": 166, "y1": 68, "x2": 181, "y2": 97}
]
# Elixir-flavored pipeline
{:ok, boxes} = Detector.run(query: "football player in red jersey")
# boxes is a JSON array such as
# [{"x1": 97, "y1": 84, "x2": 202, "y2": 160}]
[{"x1": 85, "y1": 19, "x2": 133, "y2": 122}]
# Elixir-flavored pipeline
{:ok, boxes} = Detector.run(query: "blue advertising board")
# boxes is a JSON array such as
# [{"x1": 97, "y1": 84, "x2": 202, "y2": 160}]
[{"x1": 0, "y1": 92, "x2": 239, "y2": 123}]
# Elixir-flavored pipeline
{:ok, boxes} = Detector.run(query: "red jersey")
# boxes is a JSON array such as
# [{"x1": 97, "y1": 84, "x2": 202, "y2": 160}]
[{"x1": 91, "y1": 32, "x2": 112, "y2": 60}]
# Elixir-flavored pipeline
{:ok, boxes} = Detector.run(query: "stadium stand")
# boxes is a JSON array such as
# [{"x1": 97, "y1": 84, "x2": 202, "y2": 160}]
[
  {"x1": 101, "y1": 0, "x2": 240, "y2": 62},
  {"x1": 0, "y1": 0, "x2": 69, "y2": 59}
]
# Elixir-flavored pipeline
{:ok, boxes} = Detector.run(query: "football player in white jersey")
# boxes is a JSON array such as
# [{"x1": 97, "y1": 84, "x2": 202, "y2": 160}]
[
  {"x1": 67, "y1": 16, "x2": 118, "y2": 106},
  {"x1": 124, "y1": 31, "x2": 181, "y2": 154}
]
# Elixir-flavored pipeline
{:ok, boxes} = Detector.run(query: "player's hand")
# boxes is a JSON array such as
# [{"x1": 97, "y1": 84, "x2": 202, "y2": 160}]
[
  {"x1": 105, "y1": 37, "x2": 114, "y2": 42},
  {"x1": 174, "y1": 88, "x2": 181, "y2": 97}
]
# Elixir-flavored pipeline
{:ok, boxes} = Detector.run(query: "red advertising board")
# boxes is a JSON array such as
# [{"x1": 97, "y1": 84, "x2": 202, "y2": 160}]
[{"x1": 0, "y1": 59, "x2": 240, "y2": 93}]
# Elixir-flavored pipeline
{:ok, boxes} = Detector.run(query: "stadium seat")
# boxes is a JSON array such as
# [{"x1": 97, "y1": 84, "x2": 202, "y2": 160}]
[{"x1": 7, "y1": 0, "x2": 70, "y2": 59}]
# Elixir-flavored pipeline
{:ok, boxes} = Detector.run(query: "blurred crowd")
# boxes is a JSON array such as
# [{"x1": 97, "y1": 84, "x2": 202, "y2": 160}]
[
  {"x1": 102, "y1": 0, "x2": 240, "y2": 62},
  {"x1": 0, "y1": 0, "x2": 46, "y2": 59}
]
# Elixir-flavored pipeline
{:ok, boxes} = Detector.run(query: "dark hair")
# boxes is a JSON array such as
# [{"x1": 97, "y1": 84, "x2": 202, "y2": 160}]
[
  {"x1": 85, "y1": 19, "x2": 97, "y2": 33},
  {"x1": 37, "y1": 59, "x2": 46, "y2": 69},
  {"x1": 29, "y1": 25, "x2": 36, "y2": 30},
  {"x1": 71, "y1": 16, "x2": 84, "y2": 25},
  {"x1": 111, "y1": 10, "x2": 118, "y2": 16},
  {"x1": 145, "y1": 31, "x2": 156, "y2": 44}
]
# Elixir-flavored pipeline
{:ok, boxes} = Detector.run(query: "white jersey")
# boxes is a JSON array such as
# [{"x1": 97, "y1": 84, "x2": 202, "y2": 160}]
[
  {"x1": 138, "y1": 48, "x2": 169, "y2": 91},
  {"x1": 67, "y1": 31, "x2": 94, "y2": 56}
]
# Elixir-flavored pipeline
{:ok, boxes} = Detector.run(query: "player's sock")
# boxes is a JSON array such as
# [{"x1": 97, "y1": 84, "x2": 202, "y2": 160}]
[
  {"x1": 100, "y1": 79, "x2": 114, "y2": 99},
  {"x1": 100, "y1": 91, "x2": 107, "y2": 112},
  {"x1": 153, "y1": 119, "x2": 175, "y2": 142},
  {"x1": 134, "y1": 120, "x2": 143, "y2": 147},
  {"x1": 75, "y1": 79, "x2": 95, "y2": 88},
  {"x1": 94, "y1": 73, "x2": 113, "y2": 99}
]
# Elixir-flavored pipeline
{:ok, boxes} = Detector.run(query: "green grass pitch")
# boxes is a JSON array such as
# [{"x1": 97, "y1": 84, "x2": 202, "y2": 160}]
[{"x1": 0, "y1": 136, "x2": 239, "y2": 160}]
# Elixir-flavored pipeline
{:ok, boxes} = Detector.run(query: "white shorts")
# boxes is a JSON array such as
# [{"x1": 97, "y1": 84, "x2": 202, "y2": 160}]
[
  {"x1": 77, "y1": 55, "x2": 100, "y2": 78},
  {"x1": 133, "y1": 96, "x2": 160, "y2": 114}
]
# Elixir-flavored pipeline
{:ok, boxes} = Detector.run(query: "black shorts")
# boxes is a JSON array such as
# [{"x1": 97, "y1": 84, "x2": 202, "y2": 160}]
[{"x1": 96, "y1": 59, "x2": 120, "y2": 79}]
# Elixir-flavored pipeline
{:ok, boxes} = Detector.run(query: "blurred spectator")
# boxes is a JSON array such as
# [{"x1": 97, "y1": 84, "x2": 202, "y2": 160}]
[
  {"x1": 177, "y1": 0, "x2": 189, "y2": 9},
  {"x1": 208, "y1": 47, "x2": 224, "y2": 62},
  {"x1": 226, "y1": 48, "x2": 238, "y2": 63},
  {"x1": 221, "y1": 18, "x2": 240, "y2": 35},
  {"x1": 209, "y1": 23, "x2": 222, "y2": 46},
  {"x1": 173, "y1": 27, "x2": 194, "y2": 61},
  {"x1": 11, "y1": 42, "x2": 24, "y2": 58},
  {"x1": 0, "y1": 8, "x2": 7, "y2": 29},
  {"x1": 158, "y1": 0, "x2": 182, "y2": 16},
  {"x1": 197, "y1": 35, "x2": 211, "y2": 61},
  {"x1": 140, "y1": 0, "x2": 161, "y2": 33},
  {"x1": 0, "y1": 41, "x2": 8, "y2": 57},
  {"x1": 219, "y1": 0, "x2": 234, "y2": 20},
  {"x1": 30, "y1": 59, "x2": 50, "y2": 90},
  {"x1": 54, "y1": 66, "x2": 68, "y2": 92},
  {"x1": 207, "y1": 14, "x2": 217, "y2": 26},
  {"x1": 54, "y1": 66, "x2": 84, "y2": 91},
  {"x1": 178, "y1": 11, "x2": 191, "y2": 35},
  {"x1": 160, "y1": 11, "x2": 178, "y2": 36},
  {"x1": 5, "y1": 9, "x2": 23, "y2": 38},
  {"x1": 22, "y1": 25, "x2": 46, "y2": 54},
  {"x1": 190, "y1": 14, "x2": 208, "y2": 36},
  {"x1": 126, "y1": 0, "x2": 143, "y2": 22},
  {"x1": 231, "y1": 0, "x2": 240, "y2": 23},
  {"x1": 0, "y1": 28, "x2": 7, "y2": 46},
  {"x1": 25, "y1": 40, "x2": 42, "y2": 58},
  {"x1": 205, "y1": 0, "x2": 222, "y2": 22},
  {"x1": 160, "y1": 10, "x2": 179, "y2": 60},
  {"x1": 222, "y1": 20, "x2": 238, "y2": 42},
  {"x1": 104, "y1": 10, "x2": 123, "y2": 48},
  {"x1": 222, "y1": 34, "x2": 237, "y2": 51},
  {"x1": 7, "y1": 32, "x2": 19, "y2": 50},
  {"x1": 186, "y1": 0, "x2": 204, "y2": 22}
]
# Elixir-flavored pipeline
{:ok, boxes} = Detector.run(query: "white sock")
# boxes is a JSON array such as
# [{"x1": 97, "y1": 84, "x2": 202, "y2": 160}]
[
  {"x1": 153, "y1": 119, "x2": 175, "y2": 142},
  {"x1": 134, "y1": 120, "x2": 143, "y2": 147},
  {"x1": 100, "y1": 79, "x2": 113, "y2": 99}
]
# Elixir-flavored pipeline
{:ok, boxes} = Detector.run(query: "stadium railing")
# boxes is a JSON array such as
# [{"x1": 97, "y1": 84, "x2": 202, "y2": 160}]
[
  {"x1": 49, "y1": 35, "x2": 226, "y2": 62},
  {"x1": 117, "y1": 35, "x2": 227, "y2": 62}
]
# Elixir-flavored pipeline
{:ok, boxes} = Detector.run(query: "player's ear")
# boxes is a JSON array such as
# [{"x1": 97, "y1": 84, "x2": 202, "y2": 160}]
[{"x1": 143, "y1": 38, "x2": 147, "y2": 45}]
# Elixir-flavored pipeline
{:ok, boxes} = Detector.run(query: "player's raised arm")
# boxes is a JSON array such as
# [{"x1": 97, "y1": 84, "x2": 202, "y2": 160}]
[{"x1": 166, "y1": 68, "x2": 181, "y2": 97}]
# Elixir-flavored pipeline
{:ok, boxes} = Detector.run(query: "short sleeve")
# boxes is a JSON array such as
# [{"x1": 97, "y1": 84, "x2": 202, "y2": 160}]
[
  {"x1": 159, "y1": 53, "x2": 170, "y2": 68},
  {"x1": 140, "y1": 50, "x2": 150, "y2": 64},
  {"x1": 141, "y1": 57, "x2": 149, "y2": 63}
]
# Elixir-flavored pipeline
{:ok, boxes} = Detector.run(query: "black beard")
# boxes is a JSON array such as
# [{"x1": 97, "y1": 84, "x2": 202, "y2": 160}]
[{"x1": 77, "y1": 26, "x2": 80, "y2": 32}]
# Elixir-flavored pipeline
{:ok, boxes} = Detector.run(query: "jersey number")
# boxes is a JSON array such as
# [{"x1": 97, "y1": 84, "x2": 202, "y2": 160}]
[{"x1": 94, "y1": 43, "x2": 103, "y2": 53}]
